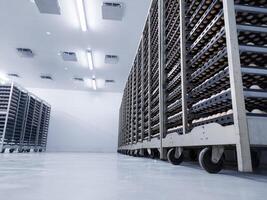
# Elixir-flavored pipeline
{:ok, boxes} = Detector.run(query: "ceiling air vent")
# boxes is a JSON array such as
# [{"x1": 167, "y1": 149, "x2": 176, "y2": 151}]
[
  {"x1": 105, "y1": 79, "x2": 115, "y2": 83},
  {"x1": 40, "y1": 75, "x2": 53, "y2": 80},
  {"x1": 102, "y1": 2, "x2": 124, "y2": 21},
  {"x1": 17, "y1": 48, "x2": 34, "y2": 58},
  {"x1": 105, "y1": 55, "x2": 119, "y2": 64},
  {"x1": 8, "y1": 73, "x2": 20, "y2": 78},
  {"x1": 34, "y1": 0, "x2": 61, "y2": 15},
  {"x1": 61, "y1": 51, "x2": 77, "y2": 62},
  {"x1": 73, "y1": 77, "x2": 84, "y2": 82}
]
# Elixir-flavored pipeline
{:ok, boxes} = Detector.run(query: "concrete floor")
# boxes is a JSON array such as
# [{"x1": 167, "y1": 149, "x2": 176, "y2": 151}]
[{"x1": 0, "y1": 153, "x2": 266, "y2": 200}]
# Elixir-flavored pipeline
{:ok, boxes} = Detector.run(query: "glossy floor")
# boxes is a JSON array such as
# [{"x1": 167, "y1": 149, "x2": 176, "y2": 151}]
[{"x1": 0, "y1": 153, "x2": 266, "y2": 200}]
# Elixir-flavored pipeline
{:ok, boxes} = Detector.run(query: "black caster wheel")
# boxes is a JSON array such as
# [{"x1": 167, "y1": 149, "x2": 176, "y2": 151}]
[
  {"x1": 167, "y1": 148, "x2": 184, "y2": 165},
  {"x1": 9, "y1": 149, "x2": 15, "y2": 153},
  {"x1": 189, "y1": 149, "x2": 198, "y2": 161},
  {"x1": 149, "y1": 149, "x2": 155, "y2": 159},
  {"x1": 1, "y1": 149, "x2": 5, "y2": 153},
  {"x1": 251, "y1": 151, "x2": 260, "y2": 170},
  {"x1": 39, "y1": 149, "x2": 43, "y2": 152},
  {"x1": 18, "y1": 149, "x2": 23, "y2": 153},
  {"x1": 199, "y1": 148, "x2": 224, "y2": 174},
  {"x1": 34, "y1": 149, "x2": 38, "y2": 153},
  {"x1": 26, "y1": 149, "x2": 31, "y2": 153}
]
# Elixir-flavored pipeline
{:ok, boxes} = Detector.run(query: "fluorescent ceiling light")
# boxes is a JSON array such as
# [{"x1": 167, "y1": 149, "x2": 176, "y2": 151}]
[
  {"x1": 0, "y1": 72, "x2": 8, "y2": 84},
  {"x1": 76, "y1": 0, "x2": 87, "y2": 32},
  {"x1": 86, "y1": 50, "x2": 94, "y2": 70}
]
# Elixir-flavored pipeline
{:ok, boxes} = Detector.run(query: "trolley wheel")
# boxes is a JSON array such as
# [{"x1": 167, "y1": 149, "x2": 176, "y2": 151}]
[
  {"x1": 167, "y1": 148, "x2": 184, "y2": 165},
  {"x1": 199, "y1": 148, "x2": 224, "y2": 174},
  {"x1": 251, "y1": 151, "x2": 260, "y2": 169},
  {"x1": 1, "y1": 149, "x2": 5, "y2": 153},
  {"x1": 149, "y1": 149, "x2": 155, "y2": 159},
  {"x1": 18, "y1": 149, "x2": 23, "y2": 153},
  {"x1": 39, "y1": 149, "x2": 43, "y2": 152},
  {"x1": 34, "y1": 149, "x2": 38, "y2": 153},
  {"x1": 26, "y1": 149, "x2": 31, "y2": 153},
  {"x1": 9, "y1": 149, "x2": 15, "y2": 153}
]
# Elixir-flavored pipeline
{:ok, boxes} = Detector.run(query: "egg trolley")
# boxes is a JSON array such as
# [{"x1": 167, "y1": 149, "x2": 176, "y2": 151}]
[{"x1": 117, "y1": 0, "x2": 267, "y2": 173}]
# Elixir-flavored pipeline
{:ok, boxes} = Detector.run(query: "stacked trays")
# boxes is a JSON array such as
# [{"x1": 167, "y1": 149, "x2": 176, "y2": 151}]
[
  {"x1": 118, "y1": 0, "x2": 267, "y2": 173},
  {"x1": 0, "y1": 82, "x2": 51, "y2": 153},
  {"x1": 150, "y1": 0, "x2": 160, "y2": 139},
  {"x1": 164, "y1": 0, "x2": 183, "y2": 135}
]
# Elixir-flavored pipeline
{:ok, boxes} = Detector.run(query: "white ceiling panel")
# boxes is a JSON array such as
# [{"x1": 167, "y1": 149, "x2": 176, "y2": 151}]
[{"x1": 0, "y1": 0, "x2": 151, "y2": 92}]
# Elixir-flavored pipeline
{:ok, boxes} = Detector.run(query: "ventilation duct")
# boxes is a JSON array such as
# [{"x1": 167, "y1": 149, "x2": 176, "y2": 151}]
[
  {"x1": 17, "y1": 48, "x2": 34, "y2": 58},
  {"x1": 34, "y1": 0, "x2": 61, "y2": 15},
  {"x1": 102, "y1": 2, "x2": 124, "y2": 20},
  {"x1": 61, "y1": 52, "x2": 77, "y2": 62},
  {"x1": 105, "y1": 55, "x2": 119, "y2": 64}
]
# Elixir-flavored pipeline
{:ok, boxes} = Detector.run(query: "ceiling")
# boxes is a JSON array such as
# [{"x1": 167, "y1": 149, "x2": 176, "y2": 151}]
[{"x1": 0, "y1": 0, "x2": 151, "y2": 92}]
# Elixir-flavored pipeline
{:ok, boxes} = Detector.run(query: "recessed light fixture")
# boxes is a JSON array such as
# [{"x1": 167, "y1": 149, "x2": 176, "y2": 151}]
[
  {"x1": 76, "y1": 0, "x2": 87, "y2": 32},
  {"x1": 46, "y1": 31, "x2": 51, "y2": 35},
  {"x1": 86, "y1": 50, "x2": 94, "y2": 70}
]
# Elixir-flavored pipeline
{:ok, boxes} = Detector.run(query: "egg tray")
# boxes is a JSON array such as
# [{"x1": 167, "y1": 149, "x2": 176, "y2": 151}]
[
  {"x1": 242, "y1": 67, "x2": 267, "y2": 89},
  {"x1": 237, "y1": 27, "x2": 267, "y2": 46},
  {"x1": 167, "y1": 99, "x2": 182, "y2": 114},
  {"x1": 190, "y1": 48, "x2": 228, "y2": 85},
  {"x1": 165, "y1": 0, "x2": 179, "y2": 17},
  {"x1": 167, "y1": 86, "x2": 182, "y2": 103},
  {"x1": 166, "y1": 50, "x2": 181, "y2": 70},
  {"x1": 192, "y1": 113, "x2": 234, "y2": 128},
  {"x1": 166, "y1": 19, "x2": 180, "y2": 45},
  {"x1": 167, "y1": 126, "x2": 183, "y2": 135},
  {"x1": 151, "y1": 104, "x2": 160, "y2": 115},
  {"x1": 189, "y1": 67, "x2": 230, "y2": 103},
  {"x1": 166, "y1": 39, "x2": 181, "y2": 61},
  {"x1": 166, "y1": 27, "x2": 180, "y2": 48},
  {"x1": 243, "y1": 89, "x2": 267, "y2": 112},
  {"x1": 186, "y1": 0, "x2": 201, "y2": 17},
  {"x1": 187, "y1": 0, "x2": 217, "y2": 30},
  {"x1": 165, "y1": 3, "x2": 179, "y2": 30},
  {"x1": 188, "y1": 27, "x2": 226, "y2": 69},
  {"x1": 189, "y1": 11, "x2": 224, "y2": 55},
  {"x1": 167, "y1": 64, "x2": 181, "y2": 79},
  {"x1": 187, "y1": 0, "x2": 223, "y2": 42},
  {"x1": 235, "y1": 6, "x2": 267, "y2": 27},
  {"x1": 235, "y1": 0, "x2": 267, "y2": 7},
  {"x1": 166, "y1": 75, "x2": 181, "y2": 92},
  {"x1": 167, "y1": 111, "x2": 183, "y2": 125},
  {"x1": 191, "y1": 89, "x2": 232, "y2": 115}
]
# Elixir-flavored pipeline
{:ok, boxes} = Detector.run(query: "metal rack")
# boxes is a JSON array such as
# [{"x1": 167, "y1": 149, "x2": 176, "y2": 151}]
[
  {"x1": 0, "y1": 82, "x2": 51, "y2": 153},
  {"x1": 118, "y1": 0, "x2": 267, "y2": 173}
]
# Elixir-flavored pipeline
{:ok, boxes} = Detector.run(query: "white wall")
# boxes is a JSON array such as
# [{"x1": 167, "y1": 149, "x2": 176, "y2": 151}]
[{"x1": 28, "y1": 88, "x2": 122, "y2": 152}]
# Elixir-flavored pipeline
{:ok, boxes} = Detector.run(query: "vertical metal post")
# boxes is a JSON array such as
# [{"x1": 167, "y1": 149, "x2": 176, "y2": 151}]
[
  {"x1": 159, "y1": 0, "x2": 167, "y2": 159},
  {"x1": 148, "y1": 12, "x2": 152, "y2": 141},
  {"x1": 223, "y1": 0, "x2": 252, "y2": 172},
  {"x1": 135, "y1": 59, "x2": 139, "y2": 144},
  {"x1": 0, "y1": 83, "x2": 14, "y2": 152},
  {"x1": 35, "y1": 102, "x2": 44, "y2": 150},
  {"x1": 11, "y1": 89, "x2": 21, "y2": 144},
  {"x1": 180, "y1": 0, "x2": 188, "y2": 135},
  {"x1": 141, "y1": 39, "x2": 145, "y2": 142},
  {"x1": 131, "y1": 71, "x2": 134, "y2": 145}
]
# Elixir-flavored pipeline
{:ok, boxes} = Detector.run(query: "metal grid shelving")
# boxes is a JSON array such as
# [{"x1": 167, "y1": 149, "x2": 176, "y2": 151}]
[
  {"x1": 0, "y1": 82, "x2": 51, "y2": 153},
  {"x1": 118, "y1": 0, "x2": 267, "y2": 173}
]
